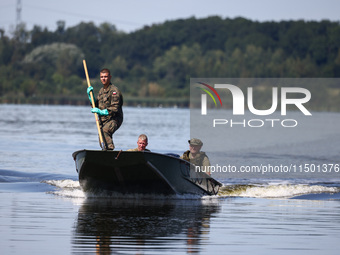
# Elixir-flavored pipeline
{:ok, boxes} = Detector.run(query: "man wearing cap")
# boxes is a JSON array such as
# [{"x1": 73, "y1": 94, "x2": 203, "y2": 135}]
[{"x1": 181, "y1": 138, "x2": 211, "y2": 175}]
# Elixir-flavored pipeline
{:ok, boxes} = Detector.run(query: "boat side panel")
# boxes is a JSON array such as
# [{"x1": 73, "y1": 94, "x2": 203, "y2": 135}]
[
  {"x1": 76, "y1": 150, "x2": 176, "y2": 195},
  {"x1": 144, "y1": 153, "x2": 216, "y2": 195}
]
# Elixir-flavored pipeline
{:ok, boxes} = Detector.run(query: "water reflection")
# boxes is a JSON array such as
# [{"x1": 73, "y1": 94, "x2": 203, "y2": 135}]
[{"x1": 73, "y1": 198, "x2": 221, "y2": 254}]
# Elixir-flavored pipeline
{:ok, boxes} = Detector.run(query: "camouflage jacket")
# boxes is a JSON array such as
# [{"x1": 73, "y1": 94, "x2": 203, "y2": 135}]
[
  {"x1": 127, "y1": 148, "x2": 150, "y2": 152},
  {"x1": 95, "y1": 83, "x2": 123, "y2": 123},
  {"x1": 181, "y1": 150, "x2": 210, "y2": 167}
]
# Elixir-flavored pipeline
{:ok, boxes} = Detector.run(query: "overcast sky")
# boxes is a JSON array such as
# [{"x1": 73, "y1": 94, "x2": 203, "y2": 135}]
[{"x1": 0, "y1": 0, "x2": 339, "y2": 33}]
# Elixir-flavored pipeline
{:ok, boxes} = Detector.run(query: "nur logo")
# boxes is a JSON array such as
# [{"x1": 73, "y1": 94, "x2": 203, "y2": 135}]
[
  {"x1": 197, "y1": 82, "x2": 312, "y2": 116},
  {"x1": 196, "y1": 82, "x2": 223, "y2": 115}
]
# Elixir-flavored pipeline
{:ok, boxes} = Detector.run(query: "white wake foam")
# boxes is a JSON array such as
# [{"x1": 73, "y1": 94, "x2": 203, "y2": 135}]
[
  {"x1": 43, "y1": 179, "x2": 206, "y2": 200},
  {"x1": 43, "y1": 179, "x2": 86, "y2": 199},
  {"x1": 220, "y1": 184, "x2": 339, "y2": 198},
  {"x1": 44, "y1": 179, "x2": 81, "y2": 189},
  {"x1": 44, "y1": 180, "x2": 339, "y2": 200}
]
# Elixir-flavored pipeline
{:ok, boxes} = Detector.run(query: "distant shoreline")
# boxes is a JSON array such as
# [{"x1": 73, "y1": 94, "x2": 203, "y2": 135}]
[{"x1": 0, "y1": 96, "x2": 189, "y2": 108}]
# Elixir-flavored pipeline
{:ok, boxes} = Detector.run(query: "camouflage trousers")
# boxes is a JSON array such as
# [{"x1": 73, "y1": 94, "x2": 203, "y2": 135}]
[{"x1": 99, "y1": 117, "x2": 123, "y2": 150}]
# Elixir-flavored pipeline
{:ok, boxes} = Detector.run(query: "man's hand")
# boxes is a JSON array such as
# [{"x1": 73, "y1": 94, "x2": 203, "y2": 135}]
[
  {"x1": 87, "y1": 86, "x2": 95, "y2": 103},
  {"x1": 91, "y1": 107, "x2": 109, "y2": 116}
]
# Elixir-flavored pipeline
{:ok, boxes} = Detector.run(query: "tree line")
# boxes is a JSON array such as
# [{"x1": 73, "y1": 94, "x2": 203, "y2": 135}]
[{"x1": 1, "y1": 16, "x2": 340, "y2": 109}]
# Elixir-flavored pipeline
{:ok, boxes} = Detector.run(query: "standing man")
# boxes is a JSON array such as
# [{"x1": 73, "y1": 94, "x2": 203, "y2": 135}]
[
  {"x1": 127, "y1": 134, "x2": 150, "y2": 152},
  {"x1": 181, "y1": 138, "x2": 211, "y2": 175},
  {"x1": 87, "y1": 68, "x2": 123, "y2": 150}
]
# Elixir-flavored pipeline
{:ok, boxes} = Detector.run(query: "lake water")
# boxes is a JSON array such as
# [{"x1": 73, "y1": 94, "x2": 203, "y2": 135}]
[{"x1": 1, "y1": 104, "x2": 340, "y2": 254}]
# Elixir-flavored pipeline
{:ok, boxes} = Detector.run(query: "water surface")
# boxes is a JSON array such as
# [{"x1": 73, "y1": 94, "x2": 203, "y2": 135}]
[{"x1": 0, "y1": 105, "x2": 339, "y2": 254}]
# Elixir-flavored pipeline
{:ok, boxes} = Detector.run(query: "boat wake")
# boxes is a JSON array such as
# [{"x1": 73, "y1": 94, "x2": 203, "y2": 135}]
[
  {"x1": 43, "y1": 179, "x2": 85, "y2": 198},
  {"x1": 43, "y1": 179, "x2": 340, "y2": 201},
  {"x1": 43, "y1": 179, "x2": 207, "y2": 200},
  {"x1": 219, "y1": 183, "x2": 340, "y2": 199},
  {"x1": 2, "y1": 169, "x2": 339, "y2": 200}
]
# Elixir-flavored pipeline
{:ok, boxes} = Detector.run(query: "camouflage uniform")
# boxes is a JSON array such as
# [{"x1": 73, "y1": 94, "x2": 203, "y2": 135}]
[
  {"x1": 127, "y1": 148, "x2": 150, "y2": 152},
  {"x1": 181, "y1": 150, "x2": 210, "y2": 168},
  {"x1": 181, "y1": 138, "x2": 211, "y2": 174},
  {"x1": 95, "y1": 83, "x2": 123, "y2": 150}
]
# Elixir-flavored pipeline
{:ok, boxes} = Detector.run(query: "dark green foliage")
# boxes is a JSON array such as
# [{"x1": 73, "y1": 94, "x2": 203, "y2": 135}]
[{"x1": 0, "y1": 16, "x2": 340, "y2": 108}]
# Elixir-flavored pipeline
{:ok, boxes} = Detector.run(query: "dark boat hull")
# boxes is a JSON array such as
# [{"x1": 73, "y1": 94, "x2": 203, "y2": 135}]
[{"x1": 72, "y1": 150, "x2": 222, "y2": 196}]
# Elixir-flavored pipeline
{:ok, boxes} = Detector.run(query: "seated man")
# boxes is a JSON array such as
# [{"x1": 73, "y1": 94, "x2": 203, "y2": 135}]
[
  {"x1": 127, "y1": 134, "x2": 150, "y2": 152},
  {"x1": 181, "y1": 138, "x2": 211, "y2": 175}
]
